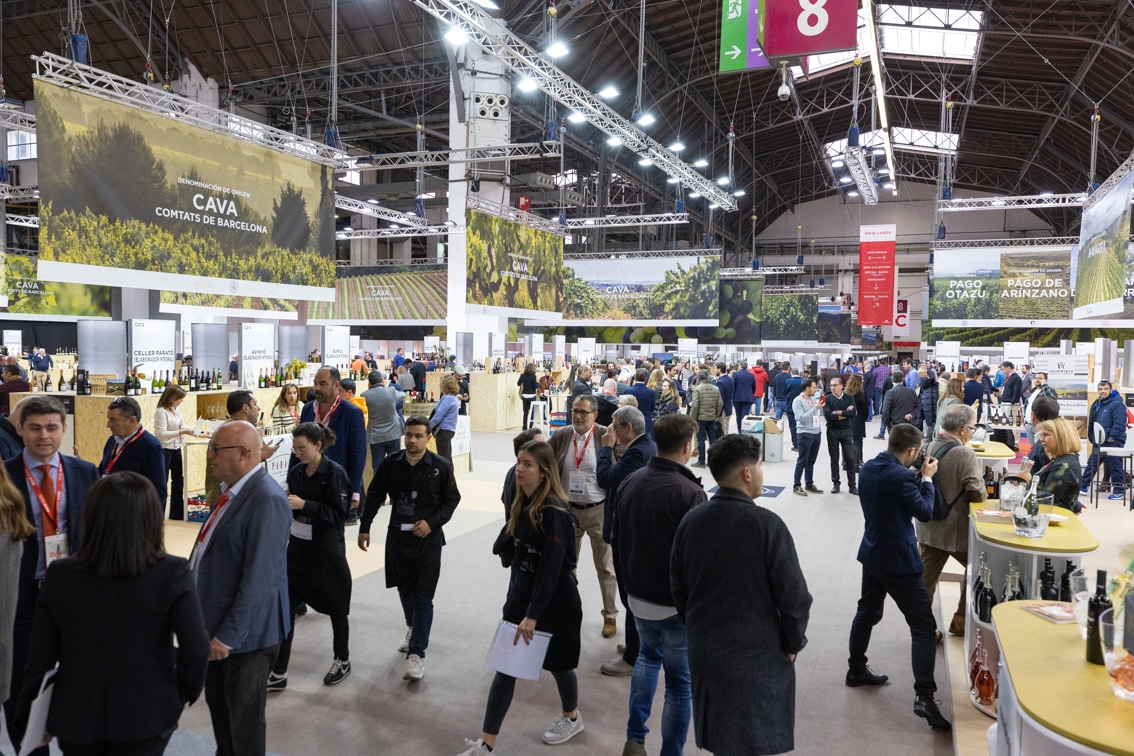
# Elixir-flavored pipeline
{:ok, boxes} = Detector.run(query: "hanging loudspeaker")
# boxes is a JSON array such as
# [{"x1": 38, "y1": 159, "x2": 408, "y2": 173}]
[
  {"x1": 473, "y1": 93, "x2": 485, "y2": 106},
  {"x1": 478, "y1": 106, "x2": 490, "y2": 118},
  {"x1": 496, "y1": 95, "x2": 509, "y2": 109},
  {"x1": 484, "y1": 94, "x2": 497, "y2": 107},
  {"x1": 491, "y1": 108, "x2": 502, "y2": 119}
]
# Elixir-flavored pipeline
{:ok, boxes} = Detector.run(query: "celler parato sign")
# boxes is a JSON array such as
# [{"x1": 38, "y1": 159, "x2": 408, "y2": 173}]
[{"x1": 757, "y1": 0, "x2": 859, "y2": 58}]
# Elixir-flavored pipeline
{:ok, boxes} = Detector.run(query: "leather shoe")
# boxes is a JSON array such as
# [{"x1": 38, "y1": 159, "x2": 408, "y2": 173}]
[
  {"x1": 602, "y1": 618, "x2": 617, "y2": 638},
  {"x1": 848, "y1": 485, "x2": 859, "y2": 495},
  {"x1": 831, "y1": 484, "x2": 841, "y2": 494},
  {"x1": 805, "y1": 484, "x2": 822, "y2": 494},
  {"x1": 793, "y1": 486, "x2": 808, "y2": 497},
  {"x1": 845, "y1": 666, "x2": 889, "y2": 687},
  {"x1": 914, "y1": 694, "x2": 951, "y2": 730},
  {"x1": 948, "y1": 613, "x2": 965, "y2": 637},
  {"x1": 935, "y1": 630, "x2": 943, "y2": 644}
]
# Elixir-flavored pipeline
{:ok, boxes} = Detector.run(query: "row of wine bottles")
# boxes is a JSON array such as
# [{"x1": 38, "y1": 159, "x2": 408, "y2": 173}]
[
  {"x1": 254, "y1": 368, "x2": 302, "y2": 389},
  {"x1": 973, "y1": 554, "x2": 1071, "y2": 623}
]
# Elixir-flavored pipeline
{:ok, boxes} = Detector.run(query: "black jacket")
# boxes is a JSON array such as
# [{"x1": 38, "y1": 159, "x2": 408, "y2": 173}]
[
  {"x1": 822, "y1": 391, "x2": 856, "y2": 431},
  {"x1": 0, "y1": 415, "x2": 22, "y2": 460},
  {"x1": 1000, "y1": 372, "x2": 1023, "y2": 405},
  {"x1": 596, "y1": 434, "x2": 657, "y2": 543},
  {"x1": 615, "y1": 457, "x2": 706, "y2": 606}
]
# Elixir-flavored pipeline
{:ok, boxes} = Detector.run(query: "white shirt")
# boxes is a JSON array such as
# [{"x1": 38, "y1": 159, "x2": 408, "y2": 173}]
[
  {"x1": 189, "y1": 465, "x2": 261, "y2": 576},
  {"x1": 561, "y1": 427, "x2": 605, "y2": 504}
]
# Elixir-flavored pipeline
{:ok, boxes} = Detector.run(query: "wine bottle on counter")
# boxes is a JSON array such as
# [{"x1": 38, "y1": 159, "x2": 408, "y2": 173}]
[
  {"x1": 1085, "y1": 569, "x2": 1111, "y2": 665},
  {"x1": 57, "y1": 370, "x2": 64, "y2": 392}
]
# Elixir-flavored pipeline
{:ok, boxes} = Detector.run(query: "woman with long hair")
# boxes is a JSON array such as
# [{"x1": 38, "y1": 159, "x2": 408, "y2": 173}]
[
  {"x1": 1032, "y1": 418, "x2": 1085, "y2": 513},
  {"x1": 272, "y1": 383, "x2": 302, "y2": 434},
  {"x1": 845, "y1": 373, "x2": 868, "y2": 468},
  {"x1": 18, "y1": 473, "x2": 208, "y2": 755},
  {"x1": 459, "y1": 440, "x2": 584, "y2": 755},
  {"x1": 154, "y1": 385, "x2": 193, "y2": 520},
  {"x1": 933, "y1": 376, "x2": 965, "y2": 437},
  {"x1": 269, "y1": 422, "x2": 354, "y2": 690},
  {"x1": 656, "y1": 377, "x2": 683, "y2": 417},
  {"x1": 0, "y1": 464, "x2": 34, "y2": 729},
  {"x1": 431, "y1": 375, "x2": 461, "y2": 461}
]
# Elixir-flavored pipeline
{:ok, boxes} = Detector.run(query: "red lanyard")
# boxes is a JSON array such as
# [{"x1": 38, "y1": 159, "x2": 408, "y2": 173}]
[
  {"x1": 196, "y1": 492, "x2": 230, "y2": 543},
  {"x1": 105, "y1": 427, "x2": 144, "y2": 472},
  {"x1": 314, "y1": 397, "x2": 341, "y2": 426},
  {"x1": 572, "y1": 428, "x2": 593, "y2": 469},
  {"x1": 23, "y1": 461, "x2": 63, "y2": 533}
]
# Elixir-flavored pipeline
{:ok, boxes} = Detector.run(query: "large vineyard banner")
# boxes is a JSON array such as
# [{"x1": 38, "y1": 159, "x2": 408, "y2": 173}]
[
  {"x1": 309, "y1": 264, "x2": 447, "y2": 324},
  {"x1": 762, "y1": 293, "x2": 819, "y2": 342},
  {"x1": 1, "y1": 252, "x2": 111, "y2": 318},
  {"x1": 930, "y1": 242, "x2": 1134, "y2": 327},
  {"x1": 1073, "y1": 169, "x2": 1134, "y2": 319},
  {"x1": 465, "y1": 209, "x2": 565, "y2": 318},
  {"x1": 35, "y1": 80, "x2": 335, "y2": 301}
]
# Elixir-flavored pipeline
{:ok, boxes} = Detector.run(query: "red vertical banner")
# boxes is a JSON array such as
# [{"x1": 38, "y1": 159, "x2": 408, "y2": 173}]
[
  {"x1": 858, "y1": 224, "x2": 896, "y2": 326},
  {"x1": 518, "y1": 196, "x2": 531, "y2": 212}
]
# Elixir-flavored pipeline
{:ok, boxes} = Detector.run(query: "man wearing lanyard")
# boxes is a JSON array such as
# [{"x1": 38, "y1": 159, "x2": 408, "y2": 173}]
[
  {"x1": 298, "y1": 366, "x2": 366, "y2": 526},
  {"x1": 3, "y1": 396, "x2": 99, "y2": 755},
  {"x1": 191, "y1": 421, "x2": 291, "y2": 756},
  {"x1": 98, "y1": 396, "x2": 167, "y2": 502},
  {"x1": 549, "y1": 393, "x2": 620, "y2": 639}
]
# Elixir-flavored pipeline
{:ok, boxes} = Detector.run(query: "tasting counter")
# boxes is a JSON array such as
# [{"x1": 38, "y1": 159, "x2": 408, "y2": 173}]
[
  {"x1": 972, "y1": 440, "x2": 1018, "y2": 473},
  {"x1": 988, "y1": 602, "x2": 1134, "y2": 755},
  {"x1": 965, "y1": 502, "x2": 1100, "y2": 717}
]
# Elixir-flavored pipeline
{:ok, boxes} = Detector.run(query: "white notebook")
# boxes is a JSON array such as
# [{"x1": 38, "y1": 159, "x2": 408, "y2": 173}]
[{"x1": 486, "y1": 620, "x2": 552, "y2": 681}]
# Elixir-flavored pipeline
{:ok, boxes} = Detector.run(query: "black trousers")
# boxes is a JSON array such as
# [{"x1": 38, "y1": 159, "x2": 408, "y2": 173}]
[
  {"x1": 611, "y1": 543, "x2": 640, "y2": 666},
  {"x1": 57, "y1": 730, "x2": 174, "y2": 756},
  {"x1": 5, "y1": 581, "x2": 47, "y2": 756},
  {"x1": 164, "y1": 447, "x2": 184, "y2": 519},
  {"x1": 848, "y1": 565, "x2": 937, "y2": 697},
  {"x1": 205, "y1": 644, "x2": 280, "y2": 756},
  {"x1": 273, "y1": 610, "x2": 350, "y2": 674},
  {"x1": 483, "y1": 670, "x2": 578, "y2": 735},
  {"x1": 827, "y1": 428, "x2": 856, "y2": 485},
  {"x1": 434, "y1": 429, "x2": 454, "y2": 461}
]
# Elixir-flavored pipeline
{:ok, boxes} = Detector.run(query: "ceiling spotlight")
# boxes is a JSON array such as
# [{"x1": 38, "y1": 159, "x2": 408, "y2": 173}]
[
  {"x1": 517, "y1": 77, "x2": 539, "y2": 92},
  {"x1": 709, "y1": 203, "x2": 720, "y2": 209},
  {"x1": 693, "y1": 159, "x2": 709, "y2": 168},
  {"x1": 567, "y1": 112, "x2": 587, "y2": 124},
  {"x1": 342, "y1": 226, "x2": 353, "y2": 232},
  {"x1": 636, "y1": 113, "x2": 656, "y2": 127},
  {"x1": 831, "y1": 159, "x2": 845, "y2": 168},
  {"x1": 688, "y1": 192, "x2": 702, "y2": 198},
  {"x1": 839, "y1": 176, "x2": 853, "y2": 184},
  {"x1": 666, "y1": 177, "x2": 680, "y2": 184},
  {"x1": 991, "y1": 197, "x2": 1006, "y2": 206},
  {"x1": 366, "y1": 198, "x2": 380, "y2": 204},
  {"x1": 470, "y1": 0, "x2": 500, "y2": 8},
  {"x1": 733, "y1": 188, "x2": 747, "y2": 197},
  {"x1": 638, "y1": 157, "x2": 654, "y2": 166},
  {"x1": 1040, "y1": 190, "x2": 1054, "y2": 197},
  {"x1": 882, "y1": 181, "x2": 895, "y2": 190},
  {"x1": 444, "y1": 26, "x2": 468, "y2": 45},
  {"x1": 872, "y1": 147, "x2": 886, "y2": 156},
  {"x1": 716, "y1": 177, "x2": 730, "y2": 186},
  {"x1": 668, "y1": 140, "x2": 685, "y2": 152},
  {"x1": 545, "y1": 40, "x2": 569, "y2": 58},
  {"x1": 606, "y1": 135, "x2": 623, "y2": 147},
  {"x1": 848, "y1": 190, "x2": 860, "y2": 197},
  {"x1": 597, "y1": 85, "x2": 619, "y2": 99}
]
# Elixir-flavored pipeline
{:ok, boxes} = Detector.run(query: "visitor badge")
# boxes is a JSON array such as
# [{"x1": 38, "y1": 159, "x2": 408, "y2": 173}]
[
  {"x1": 44, "y1": 534, "x2": 69, "y2": 567},
  {"x1": 290, "y1": 521, "x2": 313, "y2": 540},
  {"x1": 568, "y1": 472, "x2": 586, "y2": 495}
]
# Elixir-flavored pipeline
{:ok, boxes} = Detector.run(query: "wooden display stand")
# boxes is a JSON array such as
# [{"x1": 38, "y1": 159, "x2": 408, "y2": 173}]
[{"x1": 468, "y1": 372, "x2": 523, "y2": 432}]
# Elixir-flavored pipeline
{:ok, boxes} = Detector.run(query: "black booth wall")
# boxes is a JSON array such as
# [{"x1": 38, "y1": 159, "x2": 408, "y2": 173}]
[{"x1": 0, "y1": 322, "x2": 78, "y2": 355}]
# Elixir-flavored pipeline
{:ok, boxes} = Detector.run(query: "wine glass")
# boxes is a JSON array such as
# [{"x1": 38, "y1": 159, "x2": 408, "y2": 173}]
[
  {"x1": 1100, "y1": 608, "x2": 1134, "y2": 701},
  {"x1": 1070, "y1": 569, "x2": 1090, "y2": 640}
]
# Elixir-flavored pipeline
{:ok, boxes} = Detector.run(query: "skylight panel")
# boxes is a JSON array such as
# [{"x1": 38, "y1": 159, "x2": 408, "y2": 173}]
[{"x1": 878, "y1": 5, "x2": 982, "y2": 61}]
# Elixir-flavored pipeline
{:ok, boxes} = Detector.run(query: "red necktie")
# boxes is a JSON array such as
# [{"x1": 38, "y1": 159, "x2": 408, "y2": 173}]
[{"x1": 38, "y1": 465, "x2": 57, "y2": 537}]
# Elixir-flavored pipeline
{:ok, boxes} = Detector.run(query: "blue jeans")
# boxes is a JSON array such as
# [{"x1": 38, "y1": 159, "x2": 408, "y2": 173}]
[
  {"x1": 1083, "y1": 444, "x2": 1124, "y2": 492},
  {"x1": 733, "y1": 401, "x2": 753, "y2": 421},
  {"x1": 370, "y1": 439, "x2": 401, "y2": 472},
  {"x1": 696, "y1": 420, "x2": 718, "y2": 464},
  {"x1": 627, "y1": 614, "x2": 691, "y2": 755},
  {"x1": 775, "y1": 398, "x2": 787, "y2": 420},
  {"x1": 398, "y1": 590, "x2": 434, "y2": 658}
]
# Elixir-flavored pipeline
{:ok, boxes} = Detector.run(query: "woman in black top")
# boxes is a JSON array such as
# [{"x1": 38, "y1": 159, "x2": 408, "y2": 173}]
[
  {"x1": 517, "y1": 363, "x2": 540, "y2": 430},
  {"x1": 269, "y1": 423, "x2": 354, "y2": 689},
  {"x1": 458, "y1": 440, "x2": 583, "y2": 755},
  {"x1": 1033, "y1": 418, "x2": 1084, "y2": 514},
  {"x1": 846, "y1": 373, "x2": 869, "y2": 468}
]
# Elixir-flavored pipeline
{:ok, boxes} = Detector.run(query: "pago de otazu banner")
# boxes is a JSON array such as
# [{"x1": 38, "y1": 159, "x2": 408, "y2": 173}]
[
  {"x1": 857, "y1": 224, "x2": 896, "y2": 326},
  {"x1": 34, "y1": 80, "x2": 335, "y2": 302}
]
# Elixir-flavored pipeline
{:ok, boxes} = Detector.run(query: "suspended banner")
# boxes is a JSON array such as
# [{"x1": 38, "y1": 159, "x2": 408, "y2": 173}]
[
  {"x1": 858, "y1": 225, "x2": 897, "y2": 325},
  {"x1": 892, "y1": 299, "x2": 910, "y2": 337},
  {"x1": 720, "y1": 0, "x2": 770, "y2": 72},
  {"x1": 719, "y1": 277, "x2": 763, "y2": 344},
  {"x1": 762, "y1": 293, "x2": 818, "y2": 342},
  {"x1": 35, "y1": 80, "x2": 335, "y2": 301},
  {"x1": 1073, "y1": 169, "x2": 1134, "y2": 319},
  {"x1": 465, "y1": 209, "x2": 565, "y2": 319},
  {"x1": 1, "y1": 253, "x2": 111, "y2": 319},
  {"x1": 309, "y1": 264, "x2": 448, "y2": 324},
  {"x1": 530, "y1": 255, "x2": 719, "y2": 327},
  {"x1": 757, "y1": 0, "x2": 859, "y2": 58}
]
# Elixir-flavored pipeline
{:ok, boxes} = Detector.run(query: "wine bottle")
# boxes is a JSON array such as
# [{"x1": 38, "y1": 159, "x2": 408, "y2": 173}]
[
  {"x1": 974, "y1": 649, "x2": 996, "y2": 705},
  {"x1": 1041, "y1": 558, "x2": 1059, "y2": 600},
  {"x1": 978, "y1": 563, "x2": 998, "y2": 622},
  {"x1": 1060, "y1": 560, "x2": 1077, "y2": 601},
  {"x1": 57, "y1": 370, "x2": 64, "y2": 391},
  {"x1": 1086, "y1": 569, "x2": 1112, "y2": 665},
  {"x1": 972, "y1": 552, "x2": 987, "y2": 607},
  {"x1": 216, "y1": 369, "x2": 223, "y2": 390},
  {"x1": 969, "y1": 628, "x2": 984, "y2": 689},
  {"x1": 189, "y1": 370, "x2": 198, "y2": 392}
]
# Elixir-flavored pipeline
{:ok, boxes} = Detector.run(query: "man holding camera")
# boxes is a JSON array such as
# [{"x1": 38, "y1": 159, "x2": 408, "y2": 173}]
[{"x1": 845, "y1": 423, "x2": 950, "y2": 731}]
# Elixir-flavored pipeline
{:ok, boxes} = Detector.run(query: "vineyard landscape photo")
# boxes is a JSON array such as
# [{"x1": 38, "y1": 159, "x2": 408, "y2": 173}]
[
  {"x1": 465, "y1": 209, "x2": 565, "y2": 314},
  {"x1": 34, "y1": 81, "x2": 335, "y2": 299},
  {"x1": 310, "y1": 265, "x2": 448, "y2": 321}
]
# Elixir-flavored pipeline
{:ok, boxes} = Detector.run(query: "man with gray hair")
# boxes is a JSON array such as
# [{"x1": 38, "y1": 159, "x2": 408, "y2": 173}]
[
  {"x1": 916, "y1": 403, "x2": 986, "y2": 638},
  {"x1": 596, "y1": 405, "x2": 657, "y2": 676}
]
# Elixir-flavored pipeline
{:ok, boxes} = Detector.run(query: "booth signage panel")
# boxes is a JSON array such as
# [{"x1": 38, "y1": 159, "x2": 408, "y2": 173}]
[
  {"x1": 239, "y1": 323, "x2": 276, "y2": 388},
  {"x1": 278, "y1": 325, "x2": 308, "y2": 367},
  {"x1": 858, "y1": 225, "x2": 897, "y2": 326},
  {"x1": 321, "y1": 325, "x2": 351, "y2": 367},
  {"x1": 128, "y1": 319, "x2": 176, "y2": 380},
  {"x1": 191, "y1": 323, "x2": 230, "y2": 379},
  {"x1": 79, "y1": 320, "x2": 127, "y2": 379}
]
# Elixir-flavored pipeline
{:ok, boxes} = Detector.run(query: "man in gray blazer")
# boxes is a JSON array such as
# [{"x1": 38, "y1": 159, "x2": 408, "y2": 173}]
[
  {"x1": 362, "y1": 370, "x2": 403, "y2": 469},
  {"x1": 191, "y1": 421, "x2": 291, "y2": 756}
]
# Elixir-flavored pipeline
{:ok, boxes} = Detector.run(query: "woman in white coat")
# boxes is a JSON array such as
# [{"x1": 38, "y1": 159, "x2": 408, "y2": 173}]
[{"x1": 154, "y1": 385, "x2": 194, "y2": 519}]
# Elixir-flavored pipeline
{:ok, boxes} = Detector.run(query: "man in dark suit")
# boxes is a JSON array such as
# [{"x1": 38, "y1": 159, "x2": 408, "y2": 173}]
[
  {"x1": 846, "y1": 423, "x2": 950, "y2": 730},
  {"x1": 4, "y1": 396, "x2": 100, "y2": 754},
  {"x1": 595, "y1": 406, "x2": 657, "y2": 677},
  {"x1": 0, "y1": 363, "x2": 30, "y2": 415},
  {"x1": 624, "y1": 369, "x2": 657, "y2": 437},
  {"x1": 191, "y1": 421, "x2": 291, "y2": 756},
  {"x1": 98, "y1": 396, "x2": 166, "y2": 502},
  {"x1": 731, "y1": 364, "x2": 756, "y2": 423},
  {"x1": 878, "y1": 372, "x2": 917, "y2": 440}
]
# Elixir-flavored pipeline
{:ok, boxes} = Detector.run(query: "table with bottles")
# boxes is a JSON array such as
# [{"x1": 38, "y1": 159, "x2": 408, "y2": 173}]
[
  {"x1": 988, "y1": 601, "x2": 1134, "y2": 755},
  {"x1": 965, "y1": 502, "x2": 1100, "y2": 717}
]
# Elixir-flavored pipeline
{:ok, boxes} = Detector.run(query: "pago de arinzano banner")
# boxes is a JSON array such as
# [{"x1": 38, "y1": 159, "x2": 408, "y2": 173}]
[
  {"x1": 528, "y1": 255, "x2": 719, "y2": 326},
  {"x1": 465, "y1": 209, "x2": 565, "y2": 318},
  {"x1": 34, "y1": 80, "x2": 335, "y2": 301},
  {"x1": 1073, "y1": 169, "x2": 1134, "y2": 319},
  {"x1": 929, "y1": 241, "x2": 1134, "y2": 327},
  {"x1": 858, "y1": 225, "x2": 896, "y2": 326}
]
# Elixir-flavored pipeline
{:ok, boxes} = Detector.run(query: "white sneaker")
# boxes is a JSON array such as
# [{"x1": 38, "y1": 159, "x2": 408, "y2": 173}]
[
  {"x1": 456, "y1": 738, "x2": 491, "y2": 756},
  {"x1": 403, "y1": 653, "x2": 425, "y2": 681},
  {"x1": 541, "y1": 712, "x2": 584, "y2": 745},
  {"x1": 398, "y1": 627, "x2": 412, "y2": 653}
]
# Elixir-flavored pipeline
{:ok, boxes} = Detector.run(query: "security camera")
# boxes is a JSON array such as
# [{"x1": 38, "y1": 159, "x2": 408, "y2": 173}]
[{"x1": 778, "y1": 83, "x2": 791, "y2": 102}]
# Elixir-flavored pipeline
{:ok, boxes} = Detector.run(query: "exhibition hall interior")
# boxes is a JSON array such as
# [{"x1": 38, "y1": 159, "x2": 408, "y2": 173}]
[{"x1": 1, "y1": 0, "x2": 1134, "y2": 755}]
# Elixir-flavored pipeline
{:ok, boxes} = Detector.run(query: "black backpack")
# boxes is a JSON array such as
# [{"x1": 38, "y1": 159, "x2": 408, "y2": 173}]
[{"x1": 929, "y1": 441, "x2": 966, "y2": 521}]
